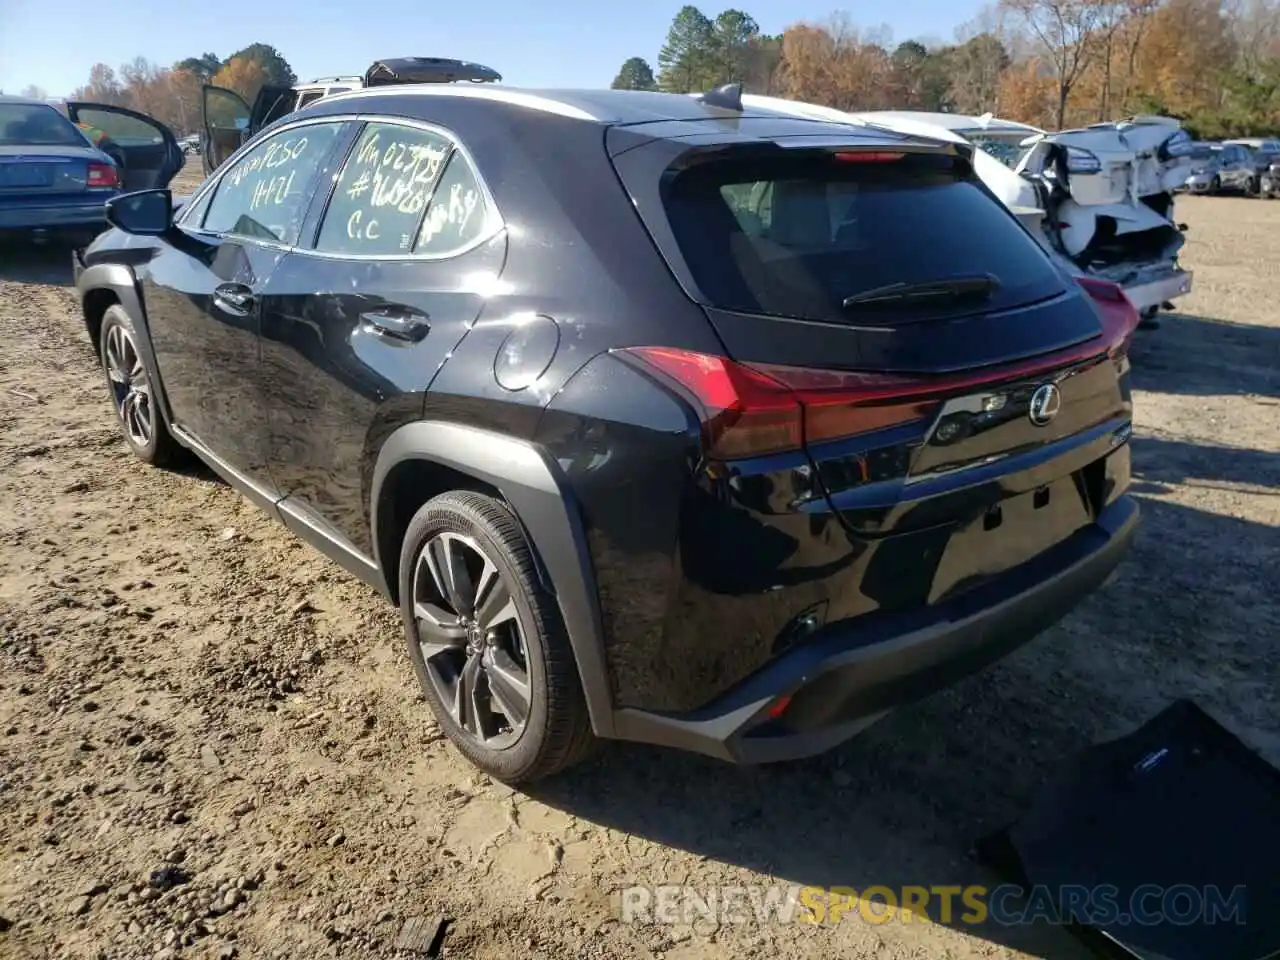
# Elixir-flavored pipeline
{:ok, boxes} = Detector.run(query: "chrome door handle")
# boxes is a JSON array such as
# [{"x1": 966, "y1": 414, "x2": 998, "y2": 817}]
[
  {"x1": 213, "y1": 283, "x2": 255, "y2": 317},
  {"x1": 358, "y1": 307, "x2": 430, "y2": 343}
]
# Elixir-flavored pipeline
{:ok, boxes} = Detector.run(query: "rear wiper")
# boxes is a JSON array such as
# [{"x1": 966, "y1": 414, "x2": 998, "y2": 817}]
[{"x1": 842, "y1": 273, "x2": 1001, "y2": 308}]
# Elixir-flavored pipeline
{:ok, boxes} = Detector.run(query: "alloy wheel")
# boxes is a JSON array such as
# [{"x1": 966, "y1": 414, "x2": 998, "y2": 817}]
[
  {"x1": 103, "y1": 324, "x2": 152, "y2": 448},
  {"x1": 411, "y1": 531, "x2": 532, "y2": 749}
]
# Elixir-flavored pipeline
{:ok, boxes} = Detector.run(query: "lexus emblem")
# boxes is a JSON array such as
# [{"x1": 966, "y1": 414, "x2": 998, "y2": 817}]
[{"x1": 1028, "y1": 383, "x2": 1061, "y2": 426}]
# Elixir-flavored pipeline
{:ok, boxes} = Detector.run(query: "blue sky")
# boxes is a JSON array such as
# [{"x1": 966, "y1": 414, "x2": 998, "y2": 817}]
[{"x1": 0, "y1": 0, "x2": 980, "y2": 96}]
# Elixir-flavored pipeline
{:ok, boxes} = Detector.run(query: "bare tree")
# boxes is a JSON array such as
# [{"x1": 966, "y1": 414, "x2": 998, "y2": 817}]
[
  {"x1": 1001, "y1": 0, "x2": 1106, "y2": 127},
  {"x1": 1093, "y1": 0, "x2": 1134, "y2": 119},
  {"x1": 73, "y1": 64, "x2": 126, "y2": 106},
  {"x1": 1224, "y1": 0, "x2": 1280, "y2": 78},
  {"x1": 19, "y1": 84, "x2": 48, "y2": 100},
  {"x1": 1118, "y1": 0, "x2": 1161, "y2": 114}
]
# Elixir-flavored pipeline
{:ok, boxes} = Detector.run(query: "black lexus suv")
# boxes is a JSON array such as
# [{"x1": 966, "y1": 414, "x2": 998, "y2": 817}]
[{"x1": 74, "y1": 81, "x2": 1140, "y2": 784}]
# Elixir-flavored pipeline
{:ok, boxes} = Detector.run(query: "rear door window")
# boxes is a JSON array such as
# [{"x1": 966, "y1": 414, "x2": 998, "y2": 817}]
[
  {"x1": 314, "y1": 121, "x2": 453, "y2": 255},
  {"x1": 662, "y1": 151, "x2": 1066, "y2": 324},
  {"x1": 313, "y1": 121, "x2": 497, "y2": 257}
]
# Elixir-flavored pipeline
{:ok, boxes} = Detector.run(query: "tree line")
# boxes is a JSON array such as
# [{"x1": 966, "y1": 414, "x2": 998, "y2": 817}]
[
  {"x1": 15, "y1": 3, "x2": 1280, "y2": 140},
  {"x1": 5, "y1": 45, "x2": 297, "y2": 137},
  {"x1": 614, "y1": 1, "x2": 1280, "y2": 137}
]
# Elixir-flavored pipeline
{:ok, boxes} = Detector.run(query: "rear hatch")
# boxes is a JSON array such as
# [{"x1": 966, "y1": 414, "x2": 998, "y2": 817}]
[{"x1": 609, "y1": 120, "x2": 1135, "y2": 606}]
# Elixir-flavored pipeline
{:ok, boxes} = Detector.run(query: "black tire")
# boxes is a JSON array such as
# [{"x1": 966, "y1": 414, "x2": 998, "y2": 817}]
[
  {"x1": 1249, "y1": 176, "x2": 1261, "y2": 195},
  {"x1": 1210, "y1": 175, "x2": 1221, "y2": 194},
  {"x1": 98, "y1": 305, "x2": 182, "y2": 467},
  {"x1": 398, "y1": 491, "x2": 596, "y2": 784}
]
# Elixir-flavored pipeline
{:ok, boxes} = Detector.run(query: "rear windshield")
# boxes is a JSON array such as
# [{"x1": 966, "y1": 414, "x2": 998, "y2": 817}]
[
  {"x1": 0, "y1": 103, "x2": 87, "y2": 147},
  {"x1": 967, "y1": 133, "x2": 1029, "y2": 169},
  {"x1": 663, "y1": 152, "x2": 1066, "y2": 324}
]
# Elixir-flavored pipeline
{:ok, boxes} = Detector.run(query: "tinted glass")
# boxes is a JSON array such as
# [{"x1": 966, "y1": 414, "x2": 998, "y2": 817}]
[
  {"x1": 664, "y1": 152, "x2": 1065, "y2": 324},
  {"x1": 296, "y1": 91, "x2": 325, "y2": 108},
  {"x1": 205, "y1": 122, "x2": 343, "y2": 244},
  {"x1": 316, "y1": 122, "x2": 453, "y2": 255},
  {"x1": 0, "y1": 103, "x2": 85, "y2": 147},
  {"x1": 205, "y1": 87, "x2": 250, "y2": 132},
  {"x1": 72, "y1": 107, "x2": 162, "y2": 146},
  {"x1": 968, "y1": 134, "x2": 1027, "y2": 169},
  {"x1": 415, "y1": 150, "x2": 492, "y2": 254}
]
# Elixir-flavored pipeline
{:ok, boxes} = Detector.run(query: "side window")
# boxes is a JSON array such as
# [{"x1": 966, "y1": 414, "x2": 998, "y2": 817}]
[
  {"x1": 70, "y1": 107, "x2": 163, "y2": 146},
  {"x1": 414, "y1": 150, "x2": 493, "y2": 255},
  {"x1": 296, "y1": 90, "x2": 325, "y2": 109},
  {"x1": 315, "y1": 122, "x2": 453, "y2": 255},
  {"x1": 204, "y1": 122, "x2": 344, "y2": 245}
]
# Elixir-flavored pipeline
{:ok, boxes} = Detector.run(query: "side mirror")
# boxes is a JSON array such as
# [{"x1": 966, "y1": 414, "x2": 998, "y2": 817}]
[{"x1": 105, "y1": 189, "x2": 173, "y2": 236}]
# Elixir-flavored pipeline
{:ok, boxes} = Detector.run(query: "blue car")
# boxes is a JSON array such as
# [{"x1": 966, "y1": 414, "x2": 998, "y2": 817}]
[{"x1": 0, "y1": 95, "x2": 183, "y2": 245}]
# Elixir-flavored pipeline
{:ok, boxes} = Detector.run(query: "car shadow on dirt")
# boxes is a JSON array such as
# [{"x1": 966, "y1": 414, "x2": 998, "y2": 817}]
[
  {"x1": 1130, "y1": 313, "x2": 1280, "y2": 398},
  {"x1": 0, "y1": 243, "x2": 78, "y2": 287},
  {"x1": 1130, "y1": 435, "x2": 1280, "y2": 496},
  {"x1": 526, "y1": 485, "x2": 1278, "y2": 960}
]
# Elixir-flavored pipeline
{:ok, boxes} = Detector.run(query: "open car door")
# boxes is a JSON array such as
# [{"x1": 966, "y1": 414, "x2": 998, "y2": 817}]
[
  {"x1": 64, "y1": 102, "x2": 184, "y2": 191},
  {"x1": 248, "y1": 84, "x2": 296, "y2": 136},
  {"x1": 201, "y1": 83, "x2": 295, "y2": 175}
]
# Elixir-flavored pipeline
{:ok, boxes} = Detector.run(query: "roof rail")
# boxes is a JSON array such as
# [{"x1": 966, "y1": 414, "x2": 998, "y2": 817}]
[{"x1": 306, "y1": 75, "x2": 364, "y2": 85}]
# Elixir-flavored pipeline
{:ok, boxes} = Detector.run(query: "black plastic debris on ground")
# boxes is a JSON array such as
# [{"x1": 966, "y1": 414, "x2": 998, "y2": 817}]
[{"x1": 975, "y1": 699, "x2": 1280, "y2": 960}]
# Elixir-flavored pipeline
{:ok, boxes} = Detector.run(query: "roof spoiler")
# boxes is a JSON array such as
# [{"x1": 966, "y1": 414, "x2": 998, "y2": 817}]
[{"x1": 364, "y1": 58, "x2": 502, "y2": 87}]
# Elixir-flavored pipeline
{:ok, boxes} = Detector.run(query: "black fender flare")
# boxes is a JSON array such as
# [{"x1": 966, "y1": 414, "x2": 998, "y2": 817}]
[
  {"x1": 370, "y1": 421, "x2": 615, "y2": 737},
  {"x1": 75, "y1": 262, "x2": 175, "y2": 427}
]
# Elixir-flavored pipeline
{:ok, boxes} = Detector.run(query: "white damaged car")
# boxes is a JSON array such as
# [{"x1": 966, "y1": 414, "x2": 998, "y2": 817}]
[
  {"x1": 738, "y1": 96, "x2": 1195, "y2": 322},
  {"x1": 852, "y1": 111, "x2": 1195, "y2": 322}
]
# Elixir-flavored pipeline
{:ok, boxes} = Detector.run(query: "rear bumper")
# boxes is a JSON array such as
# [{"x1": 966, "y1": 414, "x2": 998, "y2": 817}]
[
  {"x1": 1090, "y1": 263, "x2": 1192, "y2": 312},
  {"x1": 612, "y1": 494, "x2": 1139, "y2": 764},
  {"x1": 0, "y1": 202, "x2": 107, "y2": 232},
  {"x1": 1123, "y1": 268, "x2": 1192, "y2": 312}
]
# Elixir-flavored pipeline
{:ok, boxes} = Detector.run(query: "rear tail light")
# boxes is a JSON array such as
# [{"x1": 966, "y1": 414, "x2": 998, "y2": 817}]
[
  {"x1": 1074, "y1": 276, "x2": 1140, "y2": 357},
  {"x1": 1064, "y1": 146, "x2": 1103, "y2": 174},
  {"x1": 87, "y1": 162, "x2": 119, "y2": 188},
  {"x1": 617, "y1": 347, "x2": 801, "y2": 458},
  {"x1": 620, "y1": 347, "x2": 947, "y2": 460},
  {"x1": 623, "y1": 281, "x2": 1136, "y2": 460}
]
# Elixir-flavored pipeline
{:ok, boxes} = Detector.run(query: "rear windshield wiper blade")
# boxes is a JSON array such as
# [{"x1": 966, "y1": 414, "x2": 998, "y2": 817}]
[{"x1": 842, "y1": 273, "x2": 1001, "y2": 309}]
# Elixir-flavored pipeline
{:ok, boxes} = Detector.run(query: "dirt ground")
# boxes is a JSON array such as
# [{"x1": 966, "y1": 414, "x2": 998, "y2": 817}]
[{"x1": 0, "y1": 163, "x2": 1277, "y2": 960}]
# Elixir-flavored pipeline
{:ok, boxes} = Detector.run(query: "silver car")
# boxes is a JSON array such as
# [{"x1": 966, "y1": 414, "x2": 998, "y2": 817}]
[{"x1": 1184, "y1": 142, "x2": 1254, "y2": 194}]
